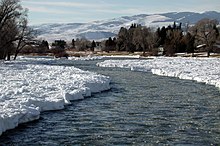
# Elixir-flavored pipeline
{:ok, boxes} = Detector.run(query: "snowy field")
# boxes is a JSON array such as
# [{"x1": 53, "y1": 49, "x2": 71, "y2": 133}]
[
  {"x1": 97, "y1": 57, "x2": 220, "y2": 89},
  {"x1": 0, "y1": 57, "x2": 110, "y2": 136}
]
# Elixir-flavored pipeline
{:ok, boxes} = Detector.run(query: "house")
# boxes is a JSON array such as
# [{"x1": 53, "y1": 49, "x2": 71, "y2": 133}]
[
  {"x1": 94, "y1": 42, "x2": 103, "y2": 52},
  {"x1": 157, "y1": 46, "x2": 164, "y2": 56}
]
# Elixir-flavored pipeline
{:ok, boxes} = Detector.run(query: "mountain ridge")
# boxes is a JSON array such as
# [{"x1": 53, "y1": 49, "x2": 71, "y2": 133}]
[{"x1": 33, "y1": 11, "x2": 220, "y2": 42}]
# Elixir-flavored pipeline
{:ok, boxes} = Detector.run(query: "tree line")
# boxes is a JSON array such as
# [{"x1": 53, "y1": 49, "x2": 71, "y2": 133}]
[
  {"x1": 60, "y1": 19, "x2": 220, "y2": 57},
  {"x1": 49, "y1": 19, "x2": 220, "y2": 57},
  {"x1": 102, "y1": 20, "x2": 220, "y2": 56}
]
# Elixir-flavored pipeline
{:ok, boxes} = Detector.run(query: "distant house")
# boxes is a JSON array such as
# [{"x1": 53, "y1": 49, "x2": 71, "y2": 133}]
[
  {"x1": 157, "y1": 46, "x2": 164, "y2": 56},
  {"x1": 94, "y1": 42, "x2": 102, "y2": 52},
  {"x1": 196, "y1": 42, "x2": 220, "y2": 53}
]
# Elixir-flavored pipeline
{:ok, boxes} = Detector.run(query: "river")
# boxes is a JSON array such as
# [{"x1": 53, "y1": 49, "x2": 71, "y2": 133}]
[{"x1": 0, "y1": 59, "x2": 220, "y2": 145}]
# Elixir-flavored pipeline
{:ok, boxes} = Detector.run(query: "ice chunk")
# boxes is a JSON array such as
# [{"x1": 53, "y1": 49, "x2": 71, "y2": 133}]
[
  {"x1": 63, "y1": 90, "x2": 84, "y2": 104},
  {"x1": 0, "y1": 57, "x2": 110, "y2": 136}
]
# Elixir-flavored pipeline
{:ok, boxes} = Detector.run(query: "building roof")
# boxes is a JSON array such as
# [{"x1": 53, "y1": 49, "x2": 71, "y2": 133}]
[{"x1": 197, "y1": 44, "x2": 206, "y2": 48}]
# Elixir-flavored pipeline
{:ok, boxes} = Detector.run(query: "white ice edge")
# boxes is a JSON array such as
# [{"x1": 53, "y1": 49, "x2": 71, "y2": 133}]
[
  {"x1": 0, "y1": 57, "x2": 110, "y2": 136},
  {"x1": 97, "y1": 57, "x2": 220, "y2": 89},
  {"x1": 68, "y1": 55, "x2": 141, "y2": 61}
]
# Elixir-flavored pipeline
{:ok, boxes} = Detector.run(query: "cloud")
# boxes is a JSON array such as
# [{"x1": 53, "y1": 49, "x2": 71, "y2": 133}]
[
  {"x1": 23, "y1": 5, "x2": 73, "y2": 14},
  {"x1": 22, "y1": 0, "x2": 144, "y2": 17},
  {"x1": 95, "y1": 8, "x2": 147, "y2": 15},
  {"x1": 22, "y1": 0, "x2": 119, "y2": 16},
  {"x1": 22, "y1": 0, "x2": 220, "y2": 25},
  {"x1": 22, "y1": 1, "x2": 114, "y2": 9}
]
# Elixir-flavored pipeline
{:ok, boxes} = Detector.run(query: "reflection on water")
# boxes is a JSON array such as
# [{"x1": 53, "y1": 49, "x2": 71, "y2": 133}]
[{"x1": 0, "y1": 59, "x2": 220, "y2": 145}]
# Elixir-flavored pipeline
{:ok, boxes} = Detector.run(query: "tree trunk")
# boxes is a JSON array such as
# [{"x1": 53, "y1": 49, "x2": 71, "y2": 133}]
[
  {"x1": 7, "y1": 52, "x2": 11, "y2": 61},
  {"x1": 207, "y1": 51, "x2": 210, "y2": 57},
  {"x1": 14, "y1": 50, "x2": 19, "y2": 60}
]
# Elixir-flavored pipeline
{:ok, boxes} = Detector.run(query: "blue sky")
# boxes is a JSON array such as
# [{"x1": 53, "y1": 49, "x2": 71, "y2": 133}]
[{"x1": 21, "y1": 0, "x2": 220, "y2": 25}]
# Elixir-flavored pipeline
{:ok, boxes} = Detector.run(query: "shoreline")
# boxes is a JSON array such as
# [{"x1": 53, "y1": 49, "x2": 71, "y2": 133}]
[
  {"x1": 17, "y1": 51, "x2": 220, "y2": 59},
  {"x1": 97, "y1": 57, "x2": 220, "y2": 90}
]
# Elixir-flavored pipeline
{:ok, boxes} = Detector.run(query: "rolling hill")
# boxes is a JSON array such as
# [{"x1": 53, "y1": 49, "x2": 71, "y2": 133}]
[{"x1": 32, "y1": 11, "x2": 220, "y2": 42}]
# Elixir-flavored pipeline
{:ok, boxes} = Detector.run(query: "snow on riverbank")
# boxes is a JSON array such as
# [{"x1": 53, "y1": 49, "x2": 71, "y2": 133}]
[
  {"x1": 0, "y1": 57, "x2": 110, "y2": 136},
  {"x1": 68, "y1": 55, "x2": 141, "y2": 61},
  {"x1": 97, "y1": 57, "x2": 220, "y2": 89},
  {"x1": 68, "y1": 55, "x2": 104, "y2": 61}
]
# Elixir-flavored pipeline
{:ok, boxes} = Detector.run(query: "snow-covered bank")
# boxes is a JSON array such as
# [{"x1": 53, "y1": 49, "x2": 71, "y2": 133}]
[
  {"x1": 97, "y1": 57, "x2": 220, "y2": 89},
  {"x1": 68, "y1": 55, "x2": 141, "y2": 61},
  {"x1": 0, "y1": 57, "x2": 110, "y2": 136},
  {"x1": 103, "y1": 55, "x2": 141, "y2": 59},
  {"x1": 68, "y1": 55, "x2": 104, "y2": 61}
]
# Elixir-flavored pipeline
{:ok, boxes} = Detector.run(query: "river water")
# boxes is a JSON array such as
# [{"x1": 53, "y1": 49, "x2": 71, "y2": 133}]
[{"x1": 0, "y1": 59, "x2": 220, "y2": 145}]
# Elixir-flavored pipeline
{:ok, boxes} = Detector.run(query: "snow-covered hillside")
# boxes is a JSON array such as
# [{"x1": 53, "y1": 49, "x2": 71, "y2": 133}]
[{"x1": 32, "y1": 11, "x2": 220, "y2": 42}]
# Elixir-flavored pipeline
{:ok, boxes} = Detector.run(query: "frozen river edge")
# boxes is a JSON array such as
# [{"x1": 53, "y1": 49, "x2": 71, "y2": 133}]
[
  {"x1": 97, "y1": 57, "x2": 220, "y2": 90},
  {"x1": 0, "y1": 58, "x2": 110, "y2": 136}
]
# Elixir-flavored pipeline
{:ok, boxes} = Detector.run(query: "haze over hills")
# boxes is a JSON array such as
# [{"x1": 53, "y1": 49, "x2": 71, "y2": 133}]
[{"x1": 32, "y1": 11, "x2": 220, "y2": 42}]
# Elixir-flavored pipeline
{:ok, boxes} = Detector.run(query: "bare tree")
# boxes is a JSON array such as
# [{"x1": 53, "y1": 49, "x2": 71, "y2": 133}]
[
  {"x1": 0, "y1": 0, "x2": 22, "y2": 31},
  {"x1": 0, "y1": 0, "x2": 21, "y2": 59},
  {"x1": 132, "y1": 26, "x2": 145, "y2": 51},
  {"x1": 14, "y1": 17, "x2": 35, "y2": 60},
  {"x1": 116, "y1": 27, "x2": 131, "y2": 51},
  {"x1": 75, "y1": 38, "x2": 91, "y2": 51},
  {"x1": 191, "y1": 18, "x2": 219, "y2": 57},
  {"x1": 0, "y1": 0, "x2": 33, "y2": 60},
  {"x1": 1, "y1": 18, "x2": 18, "y2": 60}
]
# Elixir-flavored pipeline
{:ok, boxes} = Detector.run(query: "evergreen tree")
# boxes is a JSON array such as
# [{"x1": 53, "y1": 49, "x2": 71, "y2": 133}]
[
  {"x1": 91, "y1": 40, "x2": 96, "y2": 51},
  {"x1": 52, "y1": 40, "x2": 66, "y2": 49},
  {"x1": 42, "y1": 40, "x2": 49, "y2": 49},
  {"x1": 157, "y1": 26, "x2": 167, "y2": 46},
  {"x1": 105, "y1": 37, "x2": 116, "y2": 52},
  {"x1": 184, "y1": 33, "x2": 195, "y2": 53},
  {"x1": 71, "y1": 39, "x2": 75, "y2": 49}
]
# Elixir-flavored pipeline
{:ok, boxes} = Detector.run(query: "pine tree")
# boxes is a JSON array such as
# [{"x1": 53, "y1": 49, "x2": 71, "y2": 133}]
[
  {"x1": 91, "y1": 40, "x2": 96, "y2": 51},
  {"x1": 72, "y1": 39, "x2": 75, "y2": 49}
]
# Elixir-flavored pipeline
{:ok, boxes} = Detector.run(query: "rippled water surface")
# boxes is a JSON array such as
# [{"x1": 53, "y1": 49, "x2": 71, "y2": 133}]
[{"x1": 1, "y1": 59, "x2": 220, "y2": 145}]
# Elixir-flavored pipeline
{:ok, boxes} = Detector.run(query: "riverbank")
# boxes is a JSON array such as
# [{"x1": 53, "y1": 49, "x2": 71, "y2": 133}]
[
  {"x1": 18, "y1": 51, "x2": 220, "y2": 61},
  {"x1": 1, "y1": 57, "x2": 219, "y2": 145},
  {"x1": 97, "y1": 57, "x2": 220, "y2": 90},
  {"x1": 0, "y1": 57, "x2": 110, "y2": 136},
  {"x1": 1, "y1": 55, "x2": 220, "y2": 137}
]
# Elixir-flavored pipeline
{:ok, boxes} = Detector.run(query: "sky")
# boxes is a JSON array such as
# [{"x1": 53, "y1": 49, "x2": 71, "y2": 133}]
[{"x1": 21, "y1": 0, "x2": 220, "y2": 25}]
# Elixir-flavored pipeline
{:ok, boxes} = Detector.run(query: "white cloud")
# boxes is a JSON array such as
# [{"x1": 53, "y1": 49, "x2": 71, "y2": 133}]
[
  {"x1": 23, "y1": 5, "x2": 73, "y2": 14},
  {"x1": 22, "y1": 0, "x2": 220, "y2": 25},
  {"x1": 22, "y1": 0, "x2": 119, "y2": 16},
  {"x1": 95, "y1": 8, "x2": 146, "y2": 15},
  {"x1": 22, "y1": 1, "x2": 113, "y2": 9}
]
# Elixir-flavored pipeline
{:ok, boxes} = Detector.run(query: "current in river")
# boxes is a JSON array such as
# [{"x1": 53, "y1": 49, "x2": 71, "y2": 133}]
[{"x1": 0, "y1": 59, "x2": 220, "y2": 145}]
